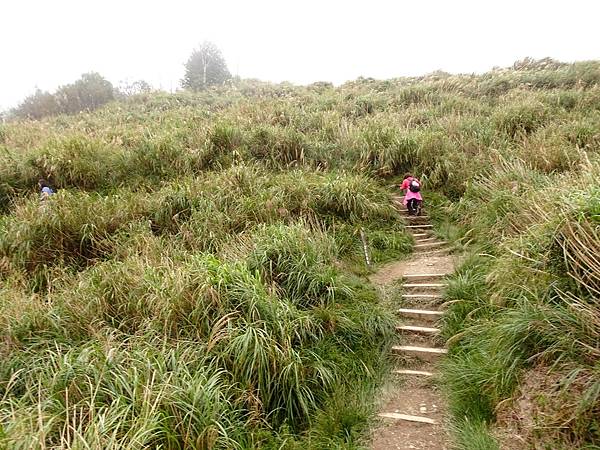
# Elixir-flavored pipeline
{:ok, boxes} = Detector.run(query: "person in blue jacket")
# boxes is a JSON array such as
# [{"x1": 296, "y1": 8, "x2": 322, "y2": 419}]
[{"x1": 38, "y1": 179, "x2": 55, "y2": 201}]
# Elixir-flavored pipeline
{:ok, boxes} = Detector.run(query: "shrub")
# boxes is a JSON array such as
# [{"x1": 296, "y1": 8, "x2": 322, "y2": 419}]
[
  {"x1": 249, "y1": 126, "x2": 308, "y2": 167},
  {"x1": 493, "y1": 100, "x2": 549, "y2": 137},
  {"x1": 245, "y1": 223, "x2": 345, "y2": 308},
  {"x1": 27, "y1": 135, "x2": 123, "y2": 190}
]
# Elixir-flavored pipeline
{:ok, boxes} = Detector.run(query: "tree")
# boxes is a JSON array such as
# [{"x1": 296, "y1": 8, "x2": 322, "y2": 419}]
[
  {"x1": 12, "y1": 89, "x2": 61, "y2": 119},
  {"x1": 55, "y1": 72, "x2": 115, "y2": 114},
  {"x1": 118, "y1": 80, "x2": 153, "y2": 97},
  {"x1": 11, "y1": 73, "x2": 115, "y2": 120},
  {"x1": 181, "y1": 41, "x2": 231, "y2": 91}
]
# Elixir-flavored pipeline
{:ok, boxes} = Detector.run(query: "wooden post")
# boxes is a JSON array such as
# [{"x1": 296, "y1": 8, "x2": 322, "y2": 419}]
[{"x1": 359, "y1": 227, "x2": 372, "y2": 268}]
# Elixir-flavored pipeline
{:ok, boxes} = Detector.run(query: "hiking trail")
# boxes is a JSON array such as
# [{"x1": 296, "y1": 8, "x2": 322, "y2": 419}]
[{"x1": 369, "y1": 195, "x2": 457, "y2": 450}]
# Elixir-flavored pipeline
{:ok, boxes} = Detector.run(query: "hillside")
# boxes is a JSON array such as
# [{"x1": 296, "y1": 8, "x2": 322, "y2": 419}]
[{"x1": 1, "y1": 60, "x2": 599, "y2": 448}]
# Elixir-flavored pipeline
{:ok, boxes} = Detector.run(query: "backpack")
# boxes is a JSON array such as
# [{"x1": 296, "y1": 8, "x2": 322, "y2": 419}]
[{"x1": 409, "y1": 179, "x2": 421, "y2": 193}]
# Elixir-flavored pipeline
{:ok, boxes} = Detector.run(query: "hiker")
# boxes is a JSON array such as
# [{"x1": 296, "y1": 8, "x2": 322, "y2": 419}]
[
  {"x1": 38, "y1": 179, "x2": 55, "y2": 202},
  {"x1": 400, "y1": 173, "x2": 422, "y2": 216}
]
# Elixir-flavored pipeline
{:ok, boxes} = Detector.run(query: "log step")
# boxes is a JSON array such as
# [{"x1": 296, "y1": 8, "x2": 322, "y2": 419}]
[
  {"x1": 398, "y1": 308, "x2": 444, "y2": 319},
  {"x1": 402, "y1": 273, "x2": 447, "y2": 279},
  {"x1": 403, "y1": 283, "x2": 446, "y2": 288},
  {"x1": 414, "y1": 241, "x2": 447, "y2": 249},
  {"x1": 402, "y1": 294, "x2": 443, "y2": 299},
  {"x1": 392, "y1": 345, "x2": 448, "y2": 356},
  {"x1": 393, "y1": 369, "x2": 434, "y2": 376},
  {"x1": 406, "y1": 224, "x2": 433, "y2": 229},
  {"x1": 396, "y1": 325, "x2": 440, "y2": 334},
  {"x1": 378, "y1": 412, "x2": 436, "y2": 424},
  {"x1": 419, "y1": 248, "x2": 450, "y2": 256}
]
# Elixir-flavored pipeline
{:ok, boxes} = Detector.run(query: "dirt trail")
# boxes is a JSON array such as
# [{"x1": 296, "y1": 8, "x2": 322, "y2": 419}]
[
  {"x1": 368, "y1": 200, "x2": 457, "y2": 450},
  {"x1": 369, "y1": 254, "x2": 455, "y2": 286}
]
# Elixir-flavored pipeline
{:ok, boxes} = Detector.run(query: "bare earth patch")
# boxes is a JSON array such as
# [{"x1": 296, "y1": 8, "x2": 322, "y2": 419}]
[
  {"x1": 495, "y1": 365, "x2": 593, "y2": 450},
  {"x1": 370, "y1": 376, "x2": 449, "y2": 450},
  {"x1": 369, "y1": 254, "x2": 457, "y2": 286}
]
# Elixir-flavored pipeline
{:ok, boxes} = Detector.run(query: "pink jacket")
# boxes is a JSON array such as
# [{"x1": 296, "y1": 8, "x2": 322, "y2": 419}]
[{"x1": 400, "y1": 177, "x2": 423, "y2": 205}]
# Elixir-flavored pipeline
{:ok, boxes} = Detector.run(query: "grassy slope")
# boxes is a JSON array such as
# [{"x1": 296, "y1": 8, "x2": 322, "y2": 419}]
[{"x1": 1, "y1": 60, "x2": 599, "y2": 448}]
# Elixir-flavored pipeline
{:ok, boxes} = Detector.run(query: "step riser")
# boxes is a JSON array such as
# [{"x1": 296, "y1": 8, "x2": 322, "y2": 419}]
[
  {"x1": 404, "y1": 287, "x2": 445, "y2": 295},
  {"x1": 393, "y1": 352, "x2": 444, "y2": 363},
  {"x1": 396, "y1": 326, "x2": 440, "y2": 335},
  {"x1": 404, "y1": 283, "x2": 446, "y2": 289},
  {"x1": 392, "y1": 346, "x2": 447, "y2": 362},
  {"x1": 414, "y1": 242, "x2": 447, "y2": 250},
  {"x1": 398, "y1": 311, "x2": 443, "y2": 323},
  {"x1": 415, "y1": 237, "x2": 436, "y2": 242},
  {"x1": 402, "y1": 274, "x2": 447, "y2": 283},
  {"x1": 402, "y1": 294, "x2": 443, "y2": 300},
  {"x1": 400, "y1": 211, "x2": 427, "y2": 216},
  {"x1": 403, "y1": 277, "x2": 446, "y2": 284},
  {"x1": 416, "y1": 249, "x2": 450, "y2": 256},
  {"x1": 403, "y1": 300, "x2": 444, "y2": 310}
]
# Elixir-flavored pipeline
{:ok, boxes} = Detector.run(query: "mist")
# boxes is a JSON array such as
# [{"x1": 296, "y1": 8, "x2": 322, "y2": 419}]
[{"x1": 2, "y1": 0, "x2": 599, "y2": 111}]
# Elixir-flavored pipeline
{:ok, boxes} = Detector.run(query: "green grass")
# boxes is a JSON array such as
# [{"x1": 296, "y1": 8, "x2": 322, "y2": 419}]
[
  {"x1": 1, "y1": 59, "x2": 600, "y2": 448},
  {"x1": 439, "y1": 162, "x2": 600, "y2": 448},
  {"x1": 450, "y1": 419, "x2": 500, "y2": 450}
]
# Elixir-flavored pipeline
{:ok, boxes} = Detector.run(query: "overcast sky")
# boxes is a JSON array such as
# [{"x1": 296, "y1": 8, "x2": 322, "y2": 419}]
[{"x1": 1, "y1": 0, "x2": 599, "y2": 111}]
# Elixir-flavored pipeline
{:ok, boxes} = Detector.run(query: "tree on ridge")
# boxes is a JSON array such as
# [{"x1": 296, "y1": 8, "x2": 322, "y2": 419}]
[{"x1": 182, "y1": 41, "x2": 231, "y2": 91}]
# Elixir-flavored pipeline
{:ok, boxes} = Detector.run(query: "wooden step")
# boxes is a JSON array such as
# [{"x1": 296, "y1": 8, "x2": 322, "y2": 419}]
[
  {"x1": 393, "y1": 369, "x2": 434, "y2": 376},
  {"x1": 414, "y1": 241, "x2": 447, "y2": 249},
  {"x1": 406, "y1": 224, "x2": 433, "y2": 229},
  {"x1": 378, "y1": 412, "x2": 436, "y2": 424},
  {"x1": 396, "y1": 325, "x2": 440, "y2": 335},
  {"x1": 398, "y1": 308, "x2": 444, "y2": 320},
  {"x1": 403, "y1": 283, "x2": 446, "y2": 289},
  {"x1": 415, "y1": 237, "x2": 436, "y2": 242},
  {"x1": 411, "y1": 232, "x2": 429, "y2": 237},
  {"x1": 419, "y1": 248, "x2": 451, "y2": 256},
  {"x1": 406, "y1": 215, "x2": 430, "y2": 220},
  {"x1": 402, "y1": 273, "x2": 447, "y2": 279},
  {"x1": 402, "y1": 294, "x2": 443, "y2": 300},
  {"x1": 392, "y1": 345, "x2": 448, "y2": 357}
]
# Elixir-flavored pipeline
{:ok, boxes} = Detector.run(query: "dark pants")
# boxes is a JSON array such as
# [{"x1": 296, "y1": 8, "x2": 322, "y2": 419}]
[{"x1": 407, "y1": 199, "x2": 421, "y2": 216}]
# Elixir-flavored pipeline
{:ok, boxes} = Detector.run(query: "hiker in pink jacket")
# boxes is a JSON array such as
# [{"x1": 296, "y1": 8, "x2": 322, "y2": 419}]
[{"x1": 399, "y1": 173, "x2": 422, "y2": 216}]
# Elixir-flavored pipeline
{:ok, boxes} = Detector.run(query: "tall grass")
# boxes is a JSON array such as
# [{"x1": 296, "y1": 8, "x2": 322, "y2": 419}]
[
  {"x1": 440, "y1": 160, "x2": 600, "y2": 447},
  {"x1": 0, "y1": 167, "x2": 398, "y2": 447},
  {"x1": 1, "y1": 59, "x2": 599, "y2": 448}
]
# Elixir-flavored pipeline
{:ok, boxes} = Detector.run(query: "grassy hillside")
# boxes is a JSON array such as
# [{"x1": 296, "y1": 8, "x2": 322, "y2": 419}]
[{"x1": 1, "y1": 59, "x2": 599, "y2": 448}]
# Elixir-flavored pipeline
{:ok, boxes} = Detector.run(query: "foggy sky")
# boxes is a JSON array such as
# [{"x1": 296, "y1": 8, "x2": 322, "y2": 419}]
[{"x1": 2, "y1": 0, "x2": 599, "y2": 111}]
